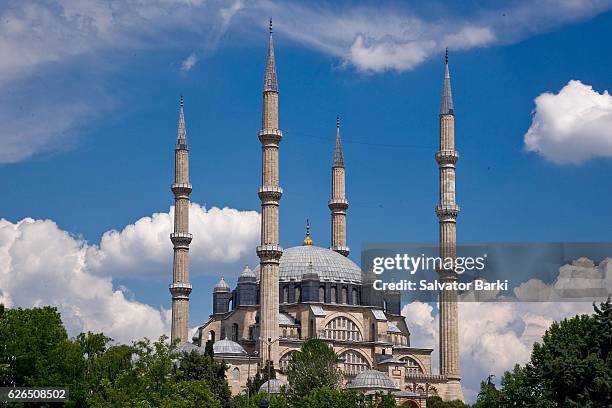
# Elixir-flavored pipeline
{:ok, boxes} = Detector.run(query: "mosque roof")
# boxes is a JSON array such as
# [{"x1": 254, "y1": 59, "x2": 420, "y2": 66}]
[
  {"x1": 348, "y1": 370, "x2": 399, "y2": 390},
  {"x1": 213, "y1": 338, "x2": 247, "y2": 355},
  {"x1": 176, "y1": 341, "x2": 206, "y2": 355},
  {"x1": 255, "y1": 245, "x2": 362, "y2": 284},
  {"x1": 259, "y1": 378, "x2": 288, "y2": 394}
]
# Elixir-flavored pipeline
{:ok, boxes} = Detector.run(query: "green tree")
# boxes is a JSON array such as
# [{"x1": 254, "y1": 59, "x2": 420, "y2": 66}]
[
  {"x1": 426, "y1": 396, "x2": 470, "y2": 408},
  {"x1": 298, "y1": 386, "x2": 358, "y2": 408},
  {"x1": 473, "y1": 377, "x2": 502, "y2": 408},
  {"x1": 247, "y1": 360, "x2": 276, "y2": 397},
  {"x1": 175, "y1": 350, "x2": 231, "y2": 407},
  {"x1": 284, "y1": 338, "x2": 342, "y2": 399}
]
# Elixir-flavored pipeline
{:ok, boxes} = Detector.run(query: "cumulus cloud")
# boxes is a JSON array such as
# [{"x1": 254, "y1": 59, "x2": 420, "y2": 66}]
[
  {"x1": 402, "y1": 257, "x2": 605, "y2": 402},
  {"x1": 87, "y1": 203, "x2": 260, "y2": 277},
  {"x1": 0, "y1": 217, "x2": 169, "y2": 343},
  {"x1": 0, "y1": 203, "x2": 259, "y2": 342},
  {"x1": 524, "y1": 80, "x2": 612, "y2": 164},
  {"x1": 181, "y1": 52, "x2": 199, "y2": 71}
]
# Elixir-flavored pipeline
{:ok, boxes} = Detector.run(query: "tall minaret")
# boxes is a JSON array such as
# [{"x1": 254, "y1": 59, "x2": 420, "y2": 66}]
[
  {"x1": 170, "y1": 95, "x2": 193, "y2": 344},
  {"x1": 435, "y1": 49, "x2": 463, "y2": 401},
  {"x1": 329, "y1": 116, "x2": 349, "y2": 256},
  {"x1": 257, "y1": 19, "x2": 282, "y2": 364}
]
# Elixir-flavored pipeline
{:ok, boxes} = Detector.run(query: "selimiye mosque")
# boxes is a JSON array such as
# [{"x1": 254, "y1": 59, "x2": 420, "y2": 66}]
[{"x1": 167, "y1": 19, "x2": 464, "y2": 407}]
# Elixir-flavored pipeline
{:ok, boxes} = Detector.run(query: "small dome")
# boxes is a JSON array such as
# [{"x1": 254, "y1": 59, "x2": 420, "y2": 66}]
[
  {"x1": 238, "y1": 265, "x2": 256, "y2": 282},
  {"x1": 213, "y1": 337, "x2": 247, "y2": 355},
  {"x1": 348, "y1": 370, "x2": 398, "y2": 391},
  {"x1": 176, "y1": 341, "x2": 206, "y2": 355},
  {"x1": 259, "y1": 378, "x2": 288, "y2": 394},
  {"x1": 255, "y1": 245, "x2": 362, "y2": 284},
  {"x1": 214, "y1": 276, "x2": 230, "y2": 292}
]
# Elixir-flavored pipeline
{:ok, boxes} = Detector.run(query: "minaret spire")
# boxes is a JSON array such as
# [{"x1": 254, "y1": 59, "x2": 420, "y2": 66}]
[
  {"x1": 257, "y1": 19, "x2": 283, "y2": 365},
  {"x1": 170, "y1": 95, "x2": 193, "y2": 344},
  {"x1": 435, "y1": 49, "x2": 464, "y2": 401},
  {"x1": 263, "y1": 18, "x2": 278, "y2": 93},
  {"x1": 329, "y1": 116, "x2": 349, "y2": 256}
]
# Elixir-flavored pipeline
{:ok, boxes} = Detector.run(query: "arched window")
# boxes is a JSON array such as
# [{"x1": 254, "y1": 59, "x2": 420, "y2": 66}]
[
  {"x1": 280, "y1": 351, "x2": 295, "y2": 372},
  {"x1": 248, "y1": 326, "x2": 254, "y2": 340},
  {"x1": 309, "y1": 319, "x2": 315, "y2": 338},
  {"x1": 295, "y1": 286, "x2": 301, "y2": 303},
  {"x1": 352, "y1": 288, "x2": 358, "y2": 305},
  {"x1": 232, "y1": 367, "x2": 240, "y2": 382},
  {"x1": 282, "y1": 328, "x2": 287, "y2": 338},
  {"x1": 231, "y1": 323, "x2": 239, "y2": 341},
  {"x1": 319, "y1": 286, "x2": 325, "y2": 303},
  {"x1": 323, "y1": 316, "x2": 362, "y2": 341},
  {"x1": 208, "y1": 330, "x2": 216, "y2": 342},
  {"x1": 370, "y1": 323, "x2": 376, "y2": 342},
  {"x1": 331, "y1": 287, "x2": 337, "y2": 303},
  {"x1": 283, "y1": 286, "x2": 289, "y2": 303},
  {"x1": 402, "y1": 356, "x2": 424, "y2": 374},
  {"x1": 339, "y1": 350, "x2": 370, "y2": 375},
  {"x1": 341, "y1": 287, "x2": 348, "y2": 304}
]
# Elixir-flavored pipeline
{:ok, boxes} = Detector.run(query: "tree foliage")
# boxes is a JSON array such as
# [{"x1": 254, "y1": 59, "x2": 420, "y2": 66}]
[{"x1": 284, "y1": 338, "x2": 342, "y2": 399}]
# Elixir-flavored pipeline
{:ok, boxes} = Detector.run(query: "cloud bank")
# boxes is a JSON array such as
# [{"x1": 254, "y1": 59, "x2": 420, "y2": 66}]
[
  {"x1": 0, "y1": 203, "x2": 259, "y2": 342},
  {"x1": 524, "y1": 80, "x2": 612, "y2": 164}
]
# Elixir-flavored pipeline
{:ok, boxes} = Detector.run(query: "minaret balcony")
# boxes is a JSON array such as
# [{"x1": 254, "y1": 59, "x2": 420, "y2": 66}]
[
  {"x1": 169, "y1": 282, "x2": 192, "y2": 299},
  {"x1": 435, "y1": 204, "x2": 460, "y2": 220},
  {"x1": 331, "y1": 245, "x2": 350, "y2": 257},
  {"x1": 258, "y1": 128, "x2": 283, "y2": 145},
  {"x1": 257, "y1": 244, "x2": 283, "y2": 261},
  {"x1": 328, "y1": 198, "x2": 349, "y2": 210},
  {"x1": 435, "y1": 150, "x2": 459, "y2": 165},
  {"x1": 170, "y1": 232, "x2": 193, "y2": 247},
  {"x1": 258, "y1": 185, "x2": 283, "y2": 202},
  {"x1": 171, "y1": 183, "x2": 193, "y2": 196}
]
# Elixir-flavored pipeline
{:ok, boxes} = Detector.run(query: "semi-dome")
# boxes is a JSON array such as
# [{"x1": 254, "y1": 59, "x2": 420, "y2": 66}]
[
  {"x1": 255, "y1": 245, "x2": 362, "y2": 284},
  {"x1": 213, "y1": 338, "x2": 247, "y2": 355},
  {"x1": 348, "y1": 370, "x2": 399, "y2": 391},
  {"x1": 259, "y1": 378, "x2": 288, "y2": 394}
]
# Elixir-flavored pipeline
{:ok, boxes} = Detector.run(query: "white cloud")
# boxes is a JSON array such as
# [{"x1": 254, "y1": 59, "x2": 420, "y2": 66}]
[
  {"x1": 524, "y1": 80, "x2": 612, "y2": 164},
  {"x1": 0, "y1": 203, "x2": 259, "y2": 342},
  {"x1": 402, "y1": 257, "x2": 605, "y2": 402},
  {"x1": 87, "y1": 203, "x2": 260, "y2": 277},
  {"x1": 0, "y1": 217, "x2": 168, "y2": 343},
  {"x1": 181, "y1": 52, "x2": 199, "y2": 71},
  {"x1": 2, "y1": 0, "x2": 611, "y2": 162}
]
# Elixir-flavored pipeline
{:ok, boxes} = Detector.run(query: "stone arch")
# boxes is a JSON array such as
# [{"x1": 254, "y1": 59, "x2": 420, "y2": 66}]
[
  {"x1": 279, "y1": 350, "x2": 296, "y2": 372},
  {"x1": 323, "y1": 312, "x2": 366, "y2": 339},
  {"x1": 208, "y1": 330, "x2": 216, "y2": 342},
  {"x1": 335, "y1": 346, "x2": 374, "y2": 368},
  {"x1": 322, "y1": 315, "x2": 363, "y2": 341},
  {"x1": 429, "y1": 386, "x2": 438, "y2": 396},
  {"x1": 231, "y1": 367, "x2": 240, "y2": 382},
  {"x1": 416, "y1": 385, "x2": 426, "y2": 395},
  {"x1": 401, "y1": 401, "x2": 420, "y2": 408},
  {"x1": 398, "y1": 355, "x2": 426, "y2": 374},
  {"x1": 338, "y1": 349, "x2": 371, "y2": 375}
]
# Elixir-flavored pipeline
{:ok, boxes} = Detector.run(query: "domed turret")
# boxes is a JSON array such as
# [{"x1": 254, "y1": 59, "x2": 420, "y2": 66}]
[
  {"x1": 213, "y1": 276, "x2": 232, "y2": 314},
  {"x1": 214, "y1": 276, "x2": 230, "y2": 292},
  {"x1": 236, "y1": 265, "x2": 258, "y2": 306}
]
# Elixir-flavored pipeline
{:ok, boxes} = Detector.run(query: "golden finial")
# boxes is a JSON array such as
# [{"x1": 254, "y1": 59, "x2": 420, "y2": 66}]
[{"x1": 303, "y1": 219, "x2": 313, "y2": 246}]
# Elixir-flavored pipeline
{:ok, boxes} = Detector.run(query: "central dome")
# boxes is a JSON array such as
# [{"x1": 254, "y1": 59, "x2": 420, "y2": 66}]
[{"x1": 255, "y1": 245, "x2": 362, "y2": 284}]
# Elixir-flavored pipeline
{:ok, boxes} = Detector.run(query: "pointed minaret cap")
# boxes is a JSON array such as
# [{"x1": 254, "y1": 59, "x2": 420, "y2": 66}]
[
  {"x1": 440, "y1": 47, "x2": 454, "y2": 115},
  {"x1": 263, "y1": 18, "x2": 278, "y2": 93},
  {"x1": 332, "y1": 116, "x2": 345, "y2": 168},
  {"x1": 303, "y1": 219, "x2": 313, "y2": 246},
  {"x1": 176, "y1": 95, "x2": 188, "y2": 149}
]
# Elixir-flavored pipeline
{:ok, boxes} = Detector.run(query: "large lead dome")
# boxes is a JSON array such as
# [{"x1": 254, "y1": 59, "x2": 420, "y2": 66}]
[{"x1": 255, "y1": 245, "x2": 362, "y2": 284}]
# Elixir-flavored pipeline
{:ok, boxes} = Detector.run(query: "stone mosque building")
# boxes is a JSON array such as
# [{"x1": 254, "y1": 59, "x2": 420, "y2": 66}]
[{"x1": 168, "y1": 20, "x2": 464, "y2": 406}]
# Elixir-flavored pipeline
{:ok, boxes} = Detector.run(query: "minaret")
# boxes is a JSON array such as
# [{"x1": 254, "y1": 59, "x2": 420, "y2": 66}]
[
  {"x1": 329, "y1": 116, "x2": 349, "y2": 257},
  {"x1": 257, "y1": 18, "x2": 282, "y2": 364},
  {"x1": 435, "y1": 49, "x2": 463, "y2": 401},
  {"x1": 170, "y1": 95, "x2": 193, "y2": 344}
]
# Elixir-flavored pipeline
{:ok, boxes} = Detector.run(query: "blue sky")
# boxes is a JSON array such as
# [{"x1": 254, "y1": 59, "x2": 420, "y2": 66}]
[{"x1": 1, "y1": 0, "x2": 612, "y2": 400}]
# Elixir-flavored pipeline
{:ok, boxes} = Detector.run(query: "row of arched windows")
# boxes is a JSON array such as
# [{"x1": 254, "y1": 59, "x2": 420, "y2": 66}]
[{"x1": 322, "y1": 316, "x2": 362, "y2": 341}]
